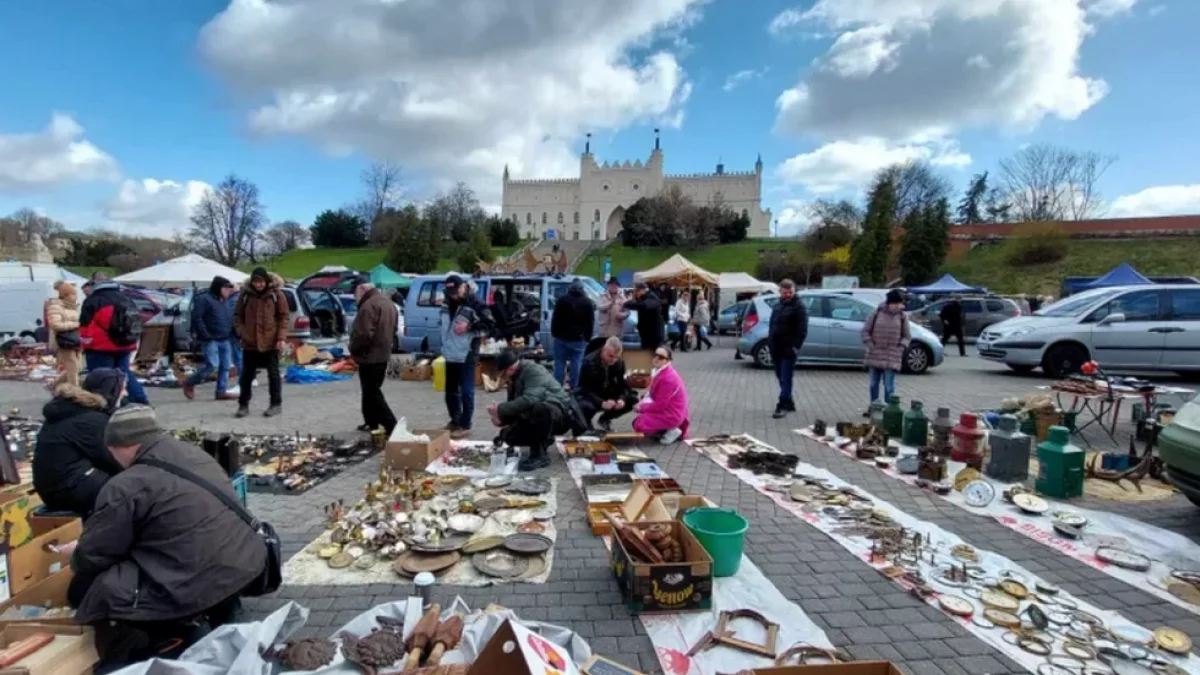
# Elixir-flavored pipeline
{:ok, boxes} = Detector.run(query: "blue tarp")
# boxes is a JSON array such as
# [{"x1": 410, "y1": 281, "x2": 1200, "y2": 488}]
[
  {"x1": 905, "y1": 274, "x2": 983, "y2": 294},
  {"x1": 1077, "y1": 263, "x2": 1153, "y2": 290},
  {"x1": 284, "y1": 365, "x2": 352, "y2": 384}
]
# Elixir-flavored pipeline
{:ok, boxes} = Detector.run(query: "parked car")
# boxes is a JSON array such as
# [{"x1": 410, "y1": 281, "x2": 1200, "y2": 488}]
[
  {"x1": 716, "y1": 300, "x2": 750, "y2": 335},
  {"x1": 401, "y1": 273, "x2": 640, "y2": 353},
  {"x1": 911, "y1": 297, "x2": 1023, "y2": 339},
  {"x1": 121, "y1": 287, "x2": 164, "y2": 325},
  {"x1": 1159, "y1": 398, "x2": 1200, "y2": 507},
  {"x1": 0, "y1": 280, "x2": 56, "y2": 341},
  {"x1": 977, "y1": 284, "x2": 1200, "y2": 377},
  {"x1": 737, "y1": 291, "x2": 945, "y2": 374}
]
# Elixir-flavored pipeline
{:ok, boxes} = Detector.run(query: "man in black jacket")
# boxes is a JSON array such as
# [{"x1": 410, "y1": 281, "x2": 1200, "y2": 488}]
[
  {"x1": 939, "y1": 296, "x2": 966, "y2": 356},
  {"x1": 624, "y1": 283, "x2": 665, "y2": 350},
  {"x1": 183, "y1": 276, "x2": 236, "y2": 401},
  {"x1": 32, "y1": 369, "x2": 124, "y2": 516},
  {"x1": 550, "y1": 279, "x2": 595, "y2": 387},
  {"x1": 768, "y1": 279, "x2": 808, "y2": 419},
  {"x1": 575, "y1": 337, "x2": 639, "y2": 432}
]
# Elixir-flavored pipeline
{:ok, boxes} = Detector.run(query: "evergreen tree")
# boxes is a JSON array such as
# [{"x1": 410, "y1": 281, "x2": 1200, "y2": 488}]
[
  {"x1": 383, "y1": 205, "x2": 438, "y2": 273},
  {"x1": 851, "y1": 177, "x2": 898, "y2": 286},
  {"x1": 897, "y1": 208, "x2": 929, "y2": 286},
  {"x1": 956, "y1": 172, "x2": 988, "y2": 225}
]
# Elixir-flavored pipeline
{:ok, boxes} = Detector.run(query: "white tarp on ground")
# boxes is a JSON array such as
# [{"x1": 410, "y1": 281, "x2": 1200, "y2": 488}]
[
  {"x1": 691, "y1": 436, "x2": 1200, "y2": 675},
  {"x1": 555, "y1": 443, "x2": 834, "y2": 675},
  {"x1": 795, "y1": 427, "x2": 1200, "y2": 615},
  {"x1": 114, "y1": 254, "x2": 249, "y2": 289},
  {"x1": 718, "y1": 272, "x2": 777, "y2": 295},
  {"x1": 111, "y1": 598, "x2": 592, "y2": 675}
]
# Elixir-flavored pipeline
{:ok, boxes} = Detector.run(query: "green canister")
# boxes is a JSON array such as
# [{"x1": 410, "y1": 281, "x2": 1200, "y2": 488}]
[
  {"x1": 902, "y1": 400, "x2": 929, "y2": 447},
  {"x1": 882, "y1": 395, "x2": 904, "y2": 439},
  {"x1": 1035, "y1": 426, "x2": 1085, "y2": 499}
]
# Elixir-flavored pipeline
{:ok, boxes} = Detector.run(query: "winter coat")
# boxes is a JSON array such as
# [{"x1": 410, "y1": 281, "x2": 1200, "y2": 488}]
[
  {"x1": 596, "y1": 290, "x2": 628, "y2": 339},
  {"x1": 32, "y1": 381, "x2": 120, "y2": 516},
  {"x1": 349, "y1": 288, "x2": 398, "y2": 364},
  {"x1": 70, "y1": 435, "x2": 267, "y2": 624},
  {"x1": 234, "y1": 275, "x2": 290, "y2": 352},
  {"x1": 79, "y1": 284, "x2": 138, "y2": 354},
  {"x1": 674, "y1": 298, "x2": 691, "y2": 324},
  {"x1": 769, "y1": 296, "x2": 809, "y2": 354},
  {"x1": 939, "y1": 300, "x2": 964, "y2": 329},
  {"x1": 633, "y1": 364, "x2": 690, "y2": 438},
  {"x1": 576, "y1": 351, "x2": 633, "y2": 408},
  {"x1": 191, "y1": 290, "x2": 235, "y2": 343},
  {"x1": 440, "y1": 294, "x2": 494, "y2": 364},
  {"x1": 551, "y1": 286, "x2": 595, "y2": 344},
  {"x1": 498, "y1": 361, "x2": 573, "y2": 423},
  {"x1": 625, "y1": 292, "x2": 665, "y2": 350},
  {"x1": 46, "y1": 297, "x2": 81, "y2": 350},
  {"x1": 692, "y1": 300, "x2": 711, "y2": 328},
  {"x1": 862, "y1": 305, "x2": 911, "y2": 371}
]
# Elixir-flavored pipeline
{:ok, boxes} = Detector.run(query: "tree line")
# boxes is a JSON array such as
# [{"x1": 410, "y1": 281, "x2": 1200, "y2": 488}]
[{"x1": 618, "y1": 185, "x2": 750, "y2": 248}]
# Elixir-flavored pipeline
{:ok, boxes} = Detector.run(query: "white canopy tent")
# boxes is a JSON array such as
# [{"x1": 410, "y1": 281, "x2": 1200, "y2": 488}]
[
  {"x1": 718, "y1": 272, "x2": 777, "y2": 295},
  {"x1": 114, "y1": 254, "x2": 249, "y2": 289}
]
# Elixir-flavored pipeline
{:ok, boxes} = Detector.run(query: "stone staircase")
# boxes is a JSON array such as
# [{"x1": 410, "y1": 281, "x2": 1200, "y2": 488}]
[{"x1": 527, "y1": 238, "x2": 596, "y2": 274}]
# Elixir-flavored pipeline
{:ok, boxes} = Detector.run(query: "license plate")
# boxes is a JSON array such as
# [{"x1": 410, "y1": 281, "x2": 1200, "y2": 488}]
[{"x1": 978, "y1": 342, "x2": 990, "y2": 351}]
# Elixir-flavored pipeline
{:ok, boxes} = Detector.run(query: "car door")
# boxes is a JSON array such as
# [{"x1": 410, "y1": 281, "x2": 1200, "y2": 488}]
[
  {"x1": 960, "y1": 299, "x2": 984, "y2": 337},
  {"x1": 411, "y1": 281, "x2": 446, "y2": 351},
  {"x1": 1163, "y1": 289, "x2": 1200, "y2": 370},
  {"x1": 826, "y1": 295, "x2": 874, "y2": 362},
  {"x1": 1085, "y1": 289, "x2": 1167, "y2": 369},
  {"x1": 790, "y1": 295, "x2": 830, "y2": 361}
]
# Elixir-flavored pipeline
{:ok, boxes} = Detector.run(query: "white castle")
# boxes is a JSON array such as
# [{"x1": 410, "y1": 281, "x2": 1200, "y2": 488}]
[{"x1": 501, "y1": 132, "x2": 772, "y2": 241}]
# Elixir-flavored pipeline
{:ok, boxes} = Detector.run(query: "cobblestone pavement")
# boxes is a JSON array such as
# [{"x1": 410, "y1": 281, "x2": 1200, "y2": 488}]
[{"x1": 4, "y1": 344, "x2": 1198, "y2": 674}]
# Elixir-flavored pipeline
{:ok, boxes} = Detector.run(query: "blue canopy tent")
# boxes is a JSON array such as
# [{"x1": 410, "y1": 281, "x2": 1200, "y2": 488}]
[
  {"x1": 905, "y1": 274, "x2": 984, "y2": 295},
  {"x1": 1076, "y1": 263, "x2": 1153, "y2": 291},
  {"x1": 614, "y1": 269, "x2": 636, "y2": 288}
]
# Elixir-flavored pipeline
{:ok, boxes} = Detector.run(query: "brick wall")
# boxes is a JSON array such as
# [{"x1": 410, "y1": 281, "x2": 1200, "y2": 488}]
[{"x1": 937, "y1": 214, "x2": 1200, "y2": 258}]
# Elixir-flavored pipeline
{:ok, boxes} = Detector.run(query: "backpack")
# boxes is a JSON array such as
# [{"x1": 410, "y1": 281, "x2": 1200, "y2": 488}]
[{"x1": 108, "y1": 300, "x2": 143, "y2": 346}]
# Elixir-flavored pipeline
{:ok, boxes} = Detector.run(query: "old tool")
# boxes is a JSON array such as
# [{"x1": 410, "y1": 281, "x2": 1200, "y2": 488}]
[
  {"x1": 426, "y1": 614, "x2": 465, "y2": 665},
  {"x1": 710, "y1": 609, "x2": 779, "y2": 658},
  {"x1": 0, "y1": 632, "x2": 54, "y2": 667},
  {"x1": 405, "y1": 603, "x2": 442, "y2": 670}
]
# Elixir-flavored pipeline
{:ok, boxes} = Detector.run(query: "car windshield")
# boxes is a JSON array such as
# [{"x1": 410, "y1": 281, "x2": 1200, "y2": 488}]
[
  {"x1": 579, "y1": 277, "x2": 605, "y2": 298},
  {"x1": 339, "y1": 296, "x2": 357, "y2": 313},
  {"x1": 1036, "y1": 289, "x2": 1124, "y2": 317}
]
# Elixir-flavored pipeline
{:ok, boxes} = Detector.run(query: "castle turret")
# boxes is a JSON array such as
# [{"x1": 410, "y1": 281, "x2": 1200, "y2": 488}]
[
  {"x1": 755, "y1": 153, "x2": 763, "y2": 175},
  {"x1": 503, "y1": 164, "x2": 509, "y2": 182}
]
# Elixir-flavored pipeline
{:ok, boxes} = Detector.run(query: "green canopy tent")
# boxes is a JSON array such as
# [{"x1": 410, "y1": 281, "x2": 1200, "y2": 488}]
[{"x1": 368, "y1": 264, "x2": 411, "y2": 289}]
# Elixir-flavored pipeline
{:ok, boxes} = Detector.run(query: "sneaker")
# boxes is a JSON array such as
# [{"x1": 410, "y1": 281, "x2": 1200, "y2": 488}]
[
  {"x1": 517, "y1": 453, "x2": 551, "y2": 472},
  {"x1": 235, "y1": 406, "x2": 250, "y2": 418},
  {"x1": 660, "y1": 427, "x2": 683, "y2": 444},
  {"x1": 443, "y1": 422, "x2": 460, "y2": 431},
  {"x1": 182, "y1": 383, "x2": 195, "y2": 400},
  {"x1": 784, "y1": 401, "x2": 797, "y2": 412},
  {"x1": 252, "y1": 379, "x2": 259, "y2": 387},
  {"x1": 772, "y1": 405, "x2": 787, "y2": 420},
  {"x1": 263, "y1": 405, "x2": 282, "y2": 417}
]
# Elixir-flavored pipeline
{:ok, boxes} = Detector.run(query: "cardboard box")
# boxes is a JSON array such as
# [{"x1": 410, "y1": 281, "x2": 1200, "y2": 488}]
[
  {"x1": 0, "y1": 569, "x2": 76, "y2": 628},
  {"x1": 0, "y1": 489, "x2": 42, "y2": 554},
  {"x1": 400, "y1": 361, "x2": 433, "y2": 381},
  {"x1": 467, "y1": 618, "x2": 581, "y2": 675},
  {"x1": 658, "y1": 494, "x2": 718, "y2": 519},
  {"x1": 588, "y1": 482, "x2": 671, "y2": 536},
  {"x1": 0, "y1": 623, "x2": 97, "y2": 675},
  {"x1": 385, "y1": 428, "x2": 451, "y2": 470},
  {"x1": 7, "y1": 518, "x2": 79, "y2": 596},
  {"x1": 755, "y1": 661, "x2": 904, "y2": 675},
  {"x1": 610, "y1": 520, "x2": 713, "y2": 614}
]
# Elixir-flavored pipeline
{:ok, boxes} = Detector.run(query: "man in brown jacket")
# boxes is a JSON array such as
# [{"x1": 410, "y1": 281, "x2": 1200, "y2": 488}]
[
  {"x1": 349, "y1": 281, "x2": 398, "y2": 434},
  {"x1": 234, "y1": 267, "x2": 289, "y2": 418}
]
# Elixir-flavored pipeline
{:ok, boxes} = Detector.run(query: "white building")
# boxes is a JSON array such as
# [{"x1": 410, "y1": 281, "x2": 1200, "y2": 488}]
[{"x1": 501, "y1": 134, "x2": 772, "y2": 241}]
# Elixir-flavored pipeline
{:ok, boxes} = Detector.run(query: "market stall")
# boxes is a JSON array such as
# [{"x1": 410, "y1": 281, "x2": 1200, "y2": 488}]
[
  {"x1": 634, "y1": 254, "x2": 718, "y2": 290},
  {"x1": 113, "y1": 253, "x2": 249, "y2": 289},
  {"x1": 905, "y1": 273, "x2": 984, "y2": 296},
  {"x1": 368, "y1": 263, "x2": 412, "y2": 290}
]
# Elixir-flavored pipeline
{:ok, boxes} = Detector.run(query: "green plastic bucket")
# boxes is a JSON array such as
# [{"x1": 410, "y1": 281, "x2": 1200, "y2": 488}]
[{"x1": 682, "y1": 507, "x2": 748, "y2": 577}]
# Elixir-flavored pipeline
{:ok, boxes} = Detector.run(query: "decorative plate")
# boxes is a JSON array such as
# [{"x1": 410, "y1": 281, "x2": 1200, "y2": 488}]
[
  {"x1": 962, "y1": 480, "x2": 996, "y2": 508},
  {"x1": 972, "y1": 615, "x2": 994, "y2": 629},
  {"x1": 938, "y1": 595, "x2": 975, "y2": 617},
  {"x1": 518, "y1": 522, "x2": 546, "y2": 534},
  {"x1": 471, "y1": 550, "x2": 530, "y2": 579},
  {"x1": 447, "y1": 514, "x2": 485, "y2": 534},
  {"x1": 981, "y1": 590, "x2": 1020, "y2": 612},
  {"x1": 1153, "y1": 627, "x2": 1192, "y2": 655},
  {"x1": 344, "y1": 544, "x2": 366, "y2": 559},
  {"x1": 1109, "y1": 623, "x2": 1154, "y2": 645},
  {"x1": 497, "y1": 510, "x2": 534, "y2": 526},
  {"x1": 318, "y1": 544, "x2": 341, "y2": 559},
  {"x1": 462, "y1": 535, "x2": 506, "y2": 554},
  {"x1": 354, "y1": 554, "x2": 378, "y2": 570},
  {"x1": 328, "y1": 552, "x2": 353, "y2": 569},
  {"x1": 982, "y1": 608, "x2": 1021, "y2": 628},
  {"x1": 518, "y1": 554, "x2": 547, "y2": 580},
  {"x1": 1054, "y1": 513, "x2": 1088, "y2": 528},
  {"x1": 503, "y1": 533, "x2": 553, "y2": 555},
  {"x1": 1095, "y1": 546, "x2": 1151, "y2": 572},
  {"x1": 1053, "y1": 521, "x2": 1084, "y2": 539},
  {"x1": 399, "y1": 550, "x2": 461, "y2": 575},
  {"x1": 1013, "y1": 493, "x2": 1049, "y2": 514},
  {"x1": 484, "y1": 475, "x2": 512, "y2": 488},
  {"x1": 410, "y1": 535, "x2": 470, "y2": 553},
  {"x1": 1035, "y1": 581, "x2": 1060, "y2": 595},
  {"x1": 509, "y1": 476, "x2": 551, "y2": 495}
]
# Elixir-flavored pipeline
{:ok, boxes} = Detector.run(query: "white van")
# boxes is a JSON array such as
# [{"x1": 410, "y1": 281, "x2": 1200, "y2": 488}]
[
  {"x1": 0, "y1": 281, "x2": 56, "y2": 340},
  {"x1": 0, "y1": 262, "x2": 79, "y2": 284}
]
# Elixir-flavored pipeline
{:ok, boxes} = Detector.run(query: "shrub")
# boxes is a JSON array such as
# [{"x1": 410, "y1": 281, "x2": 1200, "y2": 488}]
[{"x1": 1004, "y1": 221, "x2": 1069, "y2": 266}]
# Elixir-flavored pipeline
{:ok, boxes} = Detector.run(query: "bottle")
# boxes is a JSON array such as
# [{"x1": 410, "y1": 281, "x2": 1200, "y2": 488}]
[{"x1": 902, "y1": 401, "x2": 929, "y2": 447}]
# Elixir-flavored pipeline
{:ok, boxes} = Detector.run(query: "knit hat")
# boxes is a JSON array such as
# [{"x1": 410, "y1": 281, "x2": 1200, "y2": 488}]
[
  {"x1": 886, "y1": 289, "x2": 904, "y2": 305},
  {"x1": 105, "y1": 405, "x2": 162, "y2": 448},
  {"x1": 444, "y1": 274, "x2": 465, "y2": 294},
  {"x1": 251, "y1": 267, "x2": 270, "y2": 283},
  {"x1": 495, "y1": 349, "x2": 520, "y2": 371},
  {"x1": 83, "y1": 368, "x2": 125, "y2": 413}
]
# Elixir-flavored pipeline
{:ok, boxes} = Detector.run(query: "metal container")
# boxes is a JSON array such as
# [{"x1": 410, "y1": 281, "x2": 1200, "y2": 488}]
[
  {"x1": 950, "y1": 412, "x2": 985, "y2": 467},
  {"x1": 882, "y1": 395, "x2": 904, "y2": 439},
  {"x1": 1036, "y1": 426, "x2": 1084, "y2": 499},
  {"x1": 902, "y1": 401, "x2": 929, "y2": 447},
  {"x1": 986, "y1": 414, "x2": 1031, "y2": 482}
]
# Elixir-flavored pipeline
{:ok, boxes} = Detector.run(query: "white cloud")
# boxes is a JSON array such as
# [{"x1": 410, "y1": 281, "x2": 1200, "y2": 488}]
[
  {"x1": 1147, "y1": 4, "x2": 1166, "y2": 17},
  {"x1": 1085, "y1": 0, "x2": 1139, "y2": 18},
  {"x1": 771, "y1": 0, "x2": 1113, "y2": 142},
  {"x1": 104, "y1": 178, "x2": 213, "y2": 237},
  {"x1": 1110, "y1": 185, "x2": 1200, "y2": 218},
  {"x1": 0, "y1": 114, "x2": 119, "y2": 192},
  {"x1": 722, "y1": 68, "x2": 767, "y2": 92},
  {"x1": 776, "y1": 199, "x2": 813, "y2": 236},
  {"x1": 777, "y1": 137, "x2": 971, "y2": 194},
  {"x1": 199, "y1": 0, "x2": 703, "y2": 201}
]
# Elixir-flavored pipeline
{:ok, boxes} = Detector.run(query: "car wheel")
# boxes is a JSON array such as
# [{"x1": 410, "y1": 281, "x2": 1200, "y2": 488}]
[
  {"x1": 752, "y1": 342, "x2": 773, "y2": 369},
  {"x1": 1042, "y1": 343, "x2": 1088, "y2": 378},
  {"x1": 902, "y1": 344, "x2": 932, "y2": 374},
  {"x1": 1007, "y1": 364, "x2": 1035, "y2": 375}
]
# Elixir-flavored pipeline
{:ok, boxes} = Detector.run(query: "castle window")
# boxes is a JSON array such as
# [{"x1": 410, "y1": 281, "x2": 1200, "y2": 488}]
[
  {"x1": 593, "y1": 209, "x2": 600, "y2": 222},
  {"x1": 557, "y1": 212, "x2": 563, "y2": 225},
  {"x1": 573, "y1": 211, "x2": 579, "y2": 224},
  {"x1": 741, "y1": 209, "x2": 749, "y2": 219},
  {"x1": 541, "y1": 212, "x2": 547, "y2": 224},
  {"x1": 632, "y1": 182, "x2": 640, "y2": 191},
  {"x1": 526, "y1": 213, "x2": 531, "y2": 225},
  {"x1": 573, "y1": 231, "x2": 580, "y2": 240}
]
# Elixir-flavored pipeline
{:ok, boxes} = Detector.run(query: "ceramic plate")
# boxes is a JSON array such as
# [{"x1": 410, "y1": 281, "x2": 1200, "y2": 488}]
[
  {"x1": 410, "y1": 535, "x2": 470, "y2": 553},
  {"x1": 983, "y1": 608, "x2": 1021, "y2": 628},
  {"x1": 1013, "y1": 493, "x2": 1049, "y2": 514},
  {"x1": 448, "y1": 514, "x2": 485, "y2": 534},
  {"x1": 471, "y1": 550, "x2": 530, "y2": 579},
  {"x1": 484, "y1": 475, "x2": 512, "y2": 488},
  {"x1": 1054, "y1": 513, "x2": 1088, "y2": 528},
  {"x1": 503, "y1": 533, "x2": 554, "y2": 554},
  {"x1": 531, "y1": 508, "x2": 555, "y2": 521},
  {"x1": 399, "y1": 550, "x2": 462, "y2": 575}
]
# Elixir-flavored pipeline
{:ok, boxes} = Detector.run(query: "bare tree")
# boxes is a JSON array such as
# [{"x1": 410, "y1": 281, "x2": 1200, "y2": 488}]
[
  {"x1": 874, "y1": 161, "x2": 952, "y2": 223},
  {"x1": 0, "y1": 208, "x2": 66, "y2": 249},
  {"x1": 358, "y1": 161, "x2": 405, "y2": 244},
  {"x1": 426, "y1": 182, "x2": 487, "y2": 243},
  {"x1": 185, "y1": 175, "x2": 266, "y2": 266},
  {"x1": 260, "y1": 220, "x2": 310, "y2": 256},
  {"x1": 805, "y1": 198, "x2": 864, "y2": 232},
  {"x1": 999, "y1": 144, "x2": 1115, "y2": 221}
]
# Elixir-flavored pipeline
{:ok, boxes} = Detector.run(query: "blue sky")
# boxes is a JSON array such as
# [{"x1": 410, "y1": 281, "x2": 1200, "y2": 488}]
[{"x1": 1, "y1": 0, "x2": 1197, "y2": 239}]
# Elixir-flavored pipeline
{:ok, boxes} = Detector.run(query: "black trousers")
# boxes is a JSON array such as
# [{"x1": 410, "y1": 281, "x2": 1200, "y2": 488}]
[
  {"x1": 238, "y1": 349, "x2": 282, "y2": 406},
  {"x1": 92, "y1": 595, "x2": 241, "y2": 674},
  {"x1": 445, "y1": 360, "x2": 476, "y2": 430},
  {"x1": 577, "y1": 393, "x2": 639, "y2": 427},
  {"x1": 941, "y1": 324, "x2": 966, "y2": 355},
  {"x1": 358, "y1": 362, "x2": 396, "y2": 433},
  {"x1": 502, "y1": 402, "x2": 568, "y2": 457}
]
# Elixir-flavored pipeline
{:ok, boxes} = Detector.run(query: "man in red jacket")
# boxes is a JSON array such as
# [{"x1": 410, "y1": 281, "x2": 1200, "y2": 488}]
[{"x1": 79, "y1": 280, "x2": 149, "y2": 405}]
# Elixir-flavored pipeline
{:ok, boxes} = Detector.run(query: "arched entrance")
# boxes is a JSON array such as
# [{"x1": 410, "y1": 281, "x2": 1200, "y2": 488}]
[{"x1": 605, "y1": 206, "x2": 626, "y2": 240}]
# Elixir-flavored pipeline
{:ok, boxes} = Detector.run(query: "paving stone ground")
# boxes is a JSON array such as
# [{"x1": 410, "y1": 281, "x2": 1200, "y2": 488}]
[{"x1": 4, "y1": 342, "x2": 1198, "y2": 674}]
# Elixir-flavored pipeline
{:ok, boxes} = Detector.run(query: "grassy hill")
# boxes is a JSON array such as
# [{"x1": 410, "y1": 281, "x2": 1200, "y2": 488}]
[
  {"x1": 575, "y1": 240, "x2": 798, "y2": 279},
  {"x1": 250, "y1": 245, "x2": 520, "y2": 279},
  {"x1": 944, "y1": 238, "x2": 1200, "y2": 295}
]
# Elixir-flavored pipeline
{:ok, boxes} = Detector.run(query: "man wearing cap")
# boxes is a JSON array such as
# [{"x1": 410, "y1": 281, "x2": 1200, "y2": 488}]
[
  {"x1": 550, "y1": 278, "x2": 595, "y2": 387},
  {"x1": 440, "y1": 274, "x2": 494, "y2": 438},
  {"x1": 183, "y1": 276, "x2": 237, "y2": 401},
  {"x1": 350, "y1": 281, "x2": 399, "y2": 435},
  {"x1": 596, "y1": 277, "x2": 628, "y2": 339},
  {"x1": 69, "y1": 406, "x2": 267, "y2": 667},
  {"x1": 234, "y1": 267, "x2": 289, "y2": 417},
  {"x1": 624, "y1": 282, "x2": 665, "y2": 350},
  {"x1": 488, "y1": 350, "x2": 583, "y2": 471}
]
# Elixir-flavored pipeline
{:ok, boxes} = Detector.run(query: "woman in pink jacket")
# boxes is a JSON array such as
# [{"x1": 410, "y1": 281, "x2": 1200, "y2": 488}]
[{"x1": 632, "y1": 347, "x2": 690, "y2": 444}]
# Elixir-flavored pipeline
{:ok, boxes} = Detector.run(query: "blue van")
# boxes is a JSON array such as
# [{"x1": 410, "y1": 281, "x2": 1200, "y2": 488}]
[{"x1": 401, "y1": 273, "x2": 640, "y2": 353}]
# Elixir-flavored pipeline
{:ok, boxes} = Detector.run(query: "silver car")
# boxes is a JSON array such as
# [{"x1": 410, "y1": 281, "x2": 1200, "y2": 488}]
[
  {"x1": 977, "y1": 284, "x2": 1200, "y2": 377},
  {"x1": 737, "y1": 291, "x2": 945, "y2": 374}
]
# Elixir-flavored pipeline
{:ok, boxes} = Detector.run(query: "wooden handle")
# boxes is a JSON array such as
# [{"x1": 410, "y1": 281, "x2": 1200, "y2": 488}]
[
  {"x1": 0, "y1": 633, "x2": 55, "y2": 667},
  {"x1": 406, "y1": 647, "x2": 424, "y2": 670},
  {"x1": 427, "y1": 642, "x2": 447, "y2": 666}
]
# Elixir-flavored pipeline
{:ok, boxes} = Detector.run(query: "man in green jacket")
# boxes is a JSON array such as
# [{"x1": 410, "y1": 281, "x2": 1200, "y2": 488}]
[{"x1": 487, "y1": 349, "x2": 575, "y2": 472}]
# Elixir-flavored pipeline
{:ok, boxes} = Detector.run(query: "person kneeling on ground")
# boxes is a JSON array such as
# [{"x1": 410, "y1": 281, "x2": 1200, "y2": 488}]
[
  {"x1": 69, "y1": 406, "x2": 267, "y2": 671},
  {"x1": 488, "y1": 349, "x2": 586, "y2": 472},
  {"x1": 632, "y1": 347, "x2": 690, "y2": 444},
  {"x1": 576, "y1": 337, "x2": 638, "y2": 432},
  {"x1": 32, "y1": 368, "x2": 125, "y2": 517}
]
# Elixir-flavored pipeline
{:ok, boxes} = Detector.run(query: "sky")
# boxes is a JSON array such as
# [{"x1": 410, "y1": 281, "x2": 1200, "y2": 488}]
[{"x1": 1, "y1": 0, "x2": 1198, "y2": 240}]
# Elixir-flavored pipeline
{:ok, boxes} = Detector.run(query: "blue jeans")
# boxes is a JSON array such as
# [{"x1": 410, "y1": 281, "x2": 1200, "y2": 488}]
[
  {"x1": 229, "y1": 338, "x2": 243, "y2": 372},
  {"x1": 445, "y1": 360, "x2": 476, "y2": 429},
  {"x1": 553, "y1": 340, "x2": 586, "y2": 387},
  {"x1": 772, "y1": 347, "x2": 796, "y2": 406},
  {"x1": 85, "y1": 351, "x2": 148, "y2": 405},
  {"x1": 187, "y1": 340, "x2": 232, "y2": 395},
  {"x1": 868, "y1": 367, "x2": 896, "y2": 404}
]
